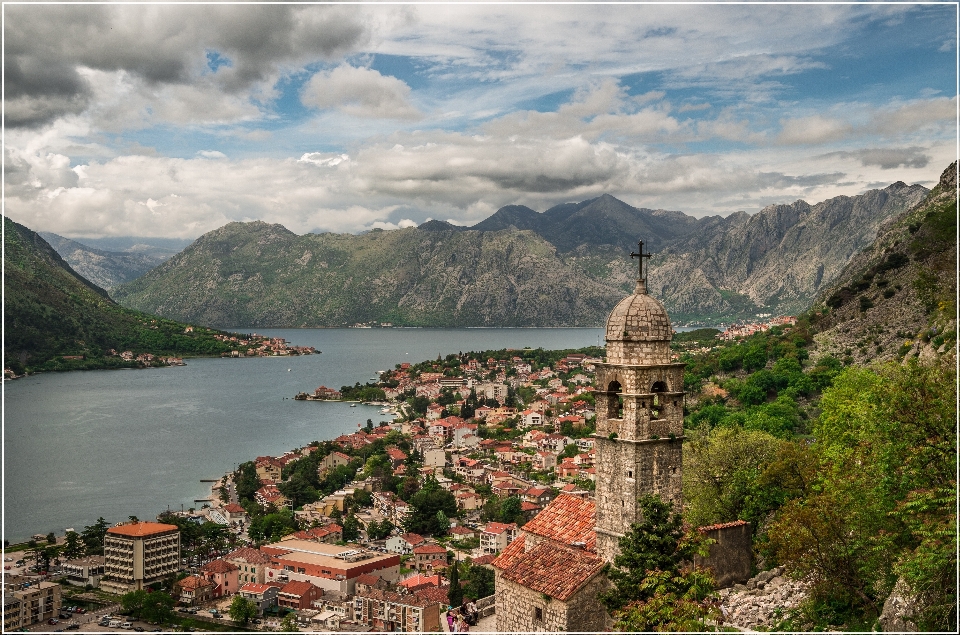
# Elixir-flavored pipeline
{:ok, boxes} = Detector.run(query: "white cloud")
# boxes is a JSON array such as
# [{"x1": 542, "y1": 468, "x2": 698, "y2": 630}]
[
  {"x1": 197, "y1": 150, "x2": 227, "y2": 159},
  {"x1": 301, "y1": 65, "x2": 421, "y2": 120}
]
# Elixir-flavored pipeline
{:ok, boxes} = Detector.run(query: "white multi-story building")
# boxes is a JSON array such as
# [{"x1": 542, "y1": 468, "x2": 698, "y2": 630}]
[{"x1": 101, "y1": 521, "x2": 181, "y2": 594}]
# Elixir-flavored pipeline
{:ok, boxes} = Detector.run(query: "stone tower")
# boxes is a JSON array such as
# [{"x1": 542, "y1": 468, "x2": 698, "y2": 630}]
[{"x1": 593, "y1": 259, "x2": 685, "y2": 564}]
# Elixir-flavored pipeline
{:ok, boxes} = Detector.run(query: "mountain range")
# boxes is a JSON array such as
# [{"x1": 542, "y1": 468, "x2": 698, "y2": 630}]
[
  {"x1": 38, "y1": 232, "x2": 176, "y2": 290},
  {"x1": 107, "y1": 177, "x2": 929, "y2": 327}
]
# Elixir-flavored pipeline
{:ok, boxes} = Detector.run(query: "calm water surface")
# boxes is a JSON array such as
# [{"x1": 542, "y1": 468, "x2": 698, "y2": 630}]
[{"x1": 4, "y1": 328, "x2": 606, "y2": 542}]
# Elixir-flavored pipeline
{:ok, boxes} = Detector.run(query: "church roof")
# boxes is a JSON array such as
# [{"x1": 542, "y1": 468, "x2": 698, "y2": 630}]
[
  {"x1": 605, "y1": 280, "x2": 672, "y2": 343},
  {"x1": 497, "y1": 541, "x2": 605, "y2": 601},
  {"x1": 520, "y1": 494, "x2": 596, "y2": 551}
]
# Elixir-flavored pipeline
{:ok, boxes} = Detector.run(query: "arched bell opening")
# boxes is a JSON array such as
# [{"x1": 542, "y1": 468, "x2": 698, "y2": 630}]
[
  {"x1": 607, "y1": 380, "x2": 624, "y2": 419},
  {"x1": 650, "y1": 380, "x2": 667, "y2": 419}
]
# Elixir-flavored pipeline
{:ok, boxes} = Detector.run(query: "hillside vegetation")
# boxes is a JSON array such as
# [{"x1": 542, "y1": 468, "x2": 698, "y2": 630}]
[{"x1": 3, "y1": 217, "x2": 265, "y2": 374}]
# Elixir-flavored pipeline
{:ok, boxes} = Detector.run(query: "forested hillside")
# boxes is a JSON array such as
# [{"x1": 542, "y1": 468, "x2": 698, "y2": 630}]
[{"x1": 3, "y1": 217, "x2": 268, "y2": 374}]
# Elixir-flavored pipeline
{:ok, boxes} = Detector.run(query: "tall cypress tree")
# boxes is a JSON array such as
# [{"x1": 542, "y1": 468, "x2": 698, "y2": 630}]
[{"x1": 448, "y1": 557, "x2": 463, "y2": 608}]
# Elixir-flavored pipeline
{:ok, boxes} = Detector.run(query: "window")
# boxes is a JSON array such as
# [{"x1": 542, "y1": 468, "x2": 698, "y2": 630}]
[
  {"x1": 627, "y1": 469, "x2": 633, "y2": 479},
  {"x1": 298, "y1": 568, "x2": 305, "y2": 574},
  {"x1": 534, "y1": 607, "x2": 543, "y2": 621},
  {"x1": 251, "y1": 567, "x2": 256, "y2": 573}
]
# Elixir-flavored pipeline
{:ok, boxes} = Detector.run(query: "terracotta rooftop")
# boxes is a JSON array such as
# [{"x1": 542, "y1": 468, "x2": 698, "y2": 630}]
[
  {"x1": 280, "y1": 580, "x2": 319, "y2": 597},
  {"x1": 225, "y1": 547, "x2": 272, "y2": 564},
  {"x1": 400, "y1": 533, "x2": 426, "y2": 545},
  {"x1": 470, "y1": 554, "x2": 497, "y2": 566},
  {"x1": 398, "y1": 573, "x2": 441, "y2": 589},
  {"x1": 201, "y1": 559, "x2": 239, "y2": 574},
  {"x1": 106, "y1": 521, "x2": 178, "y2": 537},
  {"x1": 413, "y1": 585, "x2": 451, "y2": 606},
  {"x1": 498, "y1": 541, "x2": 604, "y2": 601},
  {"x1": 413, "y1": 544, "x2": 448, "y2": 555},
  {"x1": 176, "y1": 575, "x2": 214, "y2": 590},
  {"x1": 483, "y1": 522, "x2": 517, "y2": 535},
  {"x1": 355, "y1": 574, "x2": 382, "y2": 587},
  {"x1": 355, "y1": 588, "x2": 436, "y2": 608},
  {"x1": 520, "y1": 494, "x2": 596, "y2": 551},
  {"x1": 223, "y1": 503, "x2": 246, "y2": 513},
  {"x1": 240, "y1": 583, "x2": 275, "y2": 594},
  {"x1": 490, "y1": 534, "x2": 527, "y2": 571}
]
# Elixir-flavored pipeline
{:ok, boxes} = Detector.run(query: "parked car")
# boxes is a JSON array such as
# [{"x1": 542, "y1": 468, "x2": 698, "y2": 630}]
[
  {"x1": 66, "y1": 624, "x2": 80, "y2": 630},
  {"x1": 48, "y1": 619, "x2": 59, "y2": 625},
  {"x1": 121, "y1": 621, "x2": 133, "y2": 629}
]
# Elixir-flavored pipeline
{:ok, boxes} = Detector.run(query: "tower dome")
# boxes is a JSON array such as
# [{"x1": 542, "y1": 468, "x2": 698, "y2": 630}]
[{"x1": 605, "y1": 280, "x2": 673, "y2": 365}]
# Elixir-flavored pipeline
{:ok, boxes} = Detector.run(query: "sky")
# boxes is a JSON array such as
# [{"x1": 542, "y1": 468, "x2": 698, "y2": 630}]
[{"x1": 3, "y1": 1, "x2": 957, "y2": 240}]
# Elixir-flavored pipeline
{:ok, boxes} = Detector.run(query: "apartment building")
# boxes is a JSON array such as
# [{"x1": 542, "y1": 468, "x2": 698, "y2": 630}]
[{"x1": 100, "y1": 521, "x2": 181, "y2": 594}]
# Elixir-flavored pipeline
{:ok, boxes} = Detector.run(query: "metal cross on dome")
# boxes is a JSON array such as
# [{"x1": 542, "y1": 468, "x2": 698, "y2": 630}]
[{"x1": 630, "y1": 240, "x2": 653, "y2": 280}]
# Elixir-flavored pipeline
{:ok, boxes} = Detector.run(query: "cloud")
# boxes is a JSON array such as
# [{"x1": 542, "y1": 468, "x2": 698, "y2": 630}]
[
  {"x1": 869, "y1": 96, "x2": 957, "y2": 135},
  {"x1": 369, "y1": 218, "x2": 417, "y2": 230},
  {"x1": 822, "y1": 147, "x2": 931, "y2": 170},
  {"x1": 3, "y1": 4, "x2": 371, "y2": 128},
  {"x1": 197, "y1": 150, "x2": 227, "y2": 159},
  {"x1": 777, "y1": 115, "x2": 853, "y2": 145},
  {"x1": 301, "y1": 65, "x2": 421, "y2": 120}
]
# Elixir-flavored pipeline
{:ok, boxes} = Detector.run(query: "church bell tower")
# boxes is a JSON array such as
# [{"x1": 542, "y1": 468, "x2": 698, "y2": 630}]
[{"x1": 593, "y1": 241, "x2": 685, "y2": 564}]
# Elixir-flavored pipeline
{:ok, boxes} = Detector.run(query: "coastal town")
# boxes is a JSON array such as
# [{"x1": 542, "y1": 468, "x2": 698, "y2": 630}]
[{"x1": 6, "y1": 313, "x2": 801, "y2": 633}]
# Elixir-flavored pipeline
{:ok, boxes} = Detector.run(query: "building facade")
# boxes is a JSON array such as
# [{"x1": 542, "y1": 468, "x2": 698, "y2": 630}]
[
  {"x1": 3, "y1": 578, "x2": 62, "y2": 629},
  {"x1": 101, "y1": 521, "x2": 181, "y2": 594}
]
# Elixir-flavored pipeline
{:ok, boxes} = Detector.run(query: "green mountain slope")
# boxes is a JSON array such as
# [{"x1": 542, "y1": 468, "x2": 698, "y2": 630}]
[
  {"x1": 3, "y1": 217, "x2": 262, "y2": 373},
  {"x1": 112, "y1": 222, "x2": 626, "y2": 327},
  {"x1": 809, "y1": 162, "x2": 957, "y2": 365},
  {"x1": 112, "y1": 171, "x2": 934, "y2": 328}
]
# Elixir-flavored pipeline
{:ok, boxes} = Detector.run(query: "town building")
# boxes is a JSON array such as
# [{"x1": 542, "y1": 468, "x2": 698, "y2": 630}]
[
  {"x1": 411, "y1": 544, "x2": 449, "y2": 572},
  {"x1": 201, "y1": 558, "x2": 239, "y2": 597},
  {"x1": 224, "y1": 547, "x2": 272, "y2": 586},
  {"x1": 100, "y1": 521, "x2": 180, "y2": 594},
  {"x1": 61, "y1": 555, "x2": 105, "y2": 588},
  {"x1": 277, "y1": 580, "x2": 324, "y2": 611},
  {"x1": 174, "y1": 575, "x2": 216, "y2": 605},
  {"x1": 353, "y1": 588, "x2": 444, "y2": 632},
  {"x1": 259, "y1": 540, "x2": 401, "y2": 595},
  {"x1": 239, "y1": 583, "x2": 280, "y2": 614},
  {"x1": 3, "y1": 577, "x2": 62, "y2": 629}
]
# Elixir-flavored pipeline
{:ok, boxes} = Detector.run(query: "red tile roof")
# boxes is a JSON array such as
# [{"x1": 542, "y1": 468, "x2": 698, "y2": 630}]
[
  {"x1": 279, "y1": 580, "x2": 318, "y2": 597},
  {"x1": 413, "y1": 544, "x2": 448, "y2": 555},
  {"x1": 413, "y1": 585, "x2": 451, "y2": 606},
  {"x1": 398, "y1": 573, "x2": 441, "y2": 589},
  {"x1": 520, "y1": 494, "x2": 596, "y2": 551},
  {"x1": 176, "y1": 575, "x2": 214, "y2": 591},
  {"x1": 470, "y1": 554, "x2": 497, "y2": 566},
  {"x1": 400, "y1": 533, "x2": 426, "y2": 546},
  {"x1": 490, "y1": 534, "x2": 526, "y2": 571},
  {"x1": 498, "y1": 541, "x2": 604, "y2": 601},
  {"x1": 106, "y1": 521, "x2": 178, "y2": 537},
  {"x1": 201, "y1": 559, "x2": 238, "y2": 573},
  {"x1": 224, "y1": 503, "x2": 246, "y2": 513},
  {"x1": 225, "y1": 547, "x2": 272, "y2": 565},
  {"x1": 483, "y1": 522, "x2": 516, "y2": 535}
]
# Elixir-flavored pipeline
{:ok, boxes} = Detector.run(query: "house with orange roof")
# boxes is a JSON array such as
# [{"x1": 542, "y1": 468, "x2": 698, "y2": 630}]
[
  {"x1": 201, "y1": 558, "x2": 239, "y2": 597},
  {"x1": 100, "y1": 521, "x2": 180, "y2": 594},
  {"x1": 480, "y1": 522, "x2": 518, "y2": 555},
  {"x1": 385, "y1": 533, "x2": 426, "y2": 555},
  {"x1": 319, "y1": 451, "x2": 352, "y2": 474},
  {"x1": 174, "y1": 574, "x2": 216, "y2": 606},
  {"x1": 412, "y1": 544, "x2": 449, "y2": 572},
  {"x1": 222, "y1": 503, "x2": 248, "y2": 523},
  {"x1": 491, "y1": 494, "x2": 609, "y2": 632},
  {"x1": 277, "y1": 580, "x2": 323, "y2": 611},
  {"x1": 224, "y1": 547, "x2": 272, "y2": 586},
  {"x1": 353, "y1": 587, "x2": 443, "y2": 632}
]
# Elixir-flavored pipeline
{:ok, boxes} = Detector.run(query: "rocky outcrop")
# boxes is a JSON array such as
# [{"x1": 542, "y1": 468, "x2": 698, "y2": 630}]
[
  {"x1": 878, "y1": 578, "x2": 918, "y2": 632},
  {"x1": 718, "y1": 567, "x2": 811, "y2": 630}
]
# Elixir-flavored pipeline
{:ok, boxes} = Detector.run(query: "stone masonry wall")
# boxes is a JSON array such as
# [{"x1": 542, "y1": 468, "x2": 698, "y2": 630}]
[
  {"x1": 494, "y1": 571, "x2": 611, "y2": 633},
  {"x1": 719, "y1": 566, "x2": 811, "y2": 630},
  {"x1": 694, "y1": 522, "x2": 752, "y2": 589}
]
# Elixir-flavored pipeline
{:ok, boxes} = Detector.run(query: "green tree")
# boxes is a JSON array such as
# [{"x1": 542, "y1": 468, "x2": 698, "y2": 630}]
[
  {"x1": 768, "y1": 360, "x2": 956, "y2": 630},
  {"x1": 81, "y1": 517, "x2": 109, "y2": 555},
  {"x1": 278, "y1": 612, "x2": 299, "y2": 632},
  {"x1": 448, "y1": 558, "x2": 464, "y2": 607},
  {"x1": 62, "y1": 531, "x2": 84, "y2": 559},
  {"x1": 342, "y1": 513, "x2": 360, "y2": 542},
  {"x1": 464, "y1": 563, "x2": 495, "y2": 600},
  {"x1": 599, "y1": 495, "x2": 712, "y2": 613},
  {"x1": 229, "y1": 594, "x2": 259, "y2": 625},
  {"x1": 141, "y1": 591, "x2": 175, "y2": 625},
  {"x1": 120, "y1": 589, "x2": 149, "y2": 620},
  {"x1": 405, "y1": 478, "x2": 458, "y2": 537},
  {"x1": 234, "y1": 462, "x2": 260, "y2": 503},
  {"x1": 682, "y1": 425, "x2": 783, "y2": 528}
]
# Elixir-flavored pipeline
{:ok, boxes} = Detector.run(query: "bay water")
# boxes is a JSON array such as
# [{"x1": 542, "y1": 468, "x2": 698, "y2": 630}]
[{"x1": 3, "y1": 328, "x2": 607, "y2": 542}]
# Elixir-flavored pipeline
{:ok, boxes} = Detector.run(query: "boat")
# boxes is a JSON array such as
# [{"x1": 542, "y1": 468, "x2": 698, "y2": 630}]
[{"x1": 350, "y1": 404, "x2": 357, "y2": 408}]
